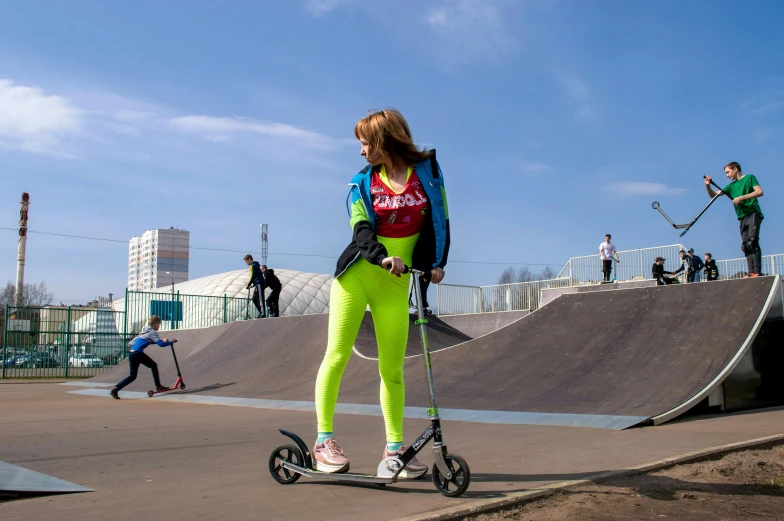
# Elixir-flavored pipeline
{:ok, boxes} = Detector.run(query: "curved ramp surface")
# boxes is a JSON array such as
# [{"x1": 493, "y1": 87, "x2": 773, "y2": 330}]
[
  {"x1": 382, "y1": 276, "x2": 779, "y2": 429},
  {"x1": 88, "y1": 278, "x2": 778, "y2": 430}
]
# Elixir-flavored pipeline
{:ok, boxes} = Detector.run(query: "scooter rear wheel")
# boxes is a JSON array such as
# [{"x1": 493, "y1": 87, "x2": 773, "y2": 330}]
[
  {"x1": 269, "y1": 444, "x2": 303, "y2": 485},
  {"x1": 147, "y1": 390, "x2": 154, "y2": 398},
  {"x1": 432, "y1": 454, "x2": 470, "y2": 497}
]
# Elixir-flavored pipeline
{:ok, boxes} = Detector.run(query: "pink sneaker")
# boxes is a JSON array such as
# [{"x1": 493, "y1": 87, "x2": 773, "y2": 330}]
[
  {"x1": 382, "y1": 445, "x2": 428, "y2": 479},
  {"x1": 313, "y1": 438, "x2": 350, "y2": 473}
]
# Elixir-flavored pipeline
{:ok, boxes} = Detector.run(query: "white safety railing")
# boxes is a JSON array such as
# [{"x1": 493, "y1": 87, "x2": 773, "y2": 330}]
[
  {"x1": 557, "y1": 244, "x2": 687, "y2": 285},
  {"x1": 715, "y1": 253, "x2": 784, "y2": 279},
  {"x1": 438, "y1": 246, "x2": 784, "y2": 316},
  {"x1": 437, "y1": 278, "x2": 571, "y2": 316}
]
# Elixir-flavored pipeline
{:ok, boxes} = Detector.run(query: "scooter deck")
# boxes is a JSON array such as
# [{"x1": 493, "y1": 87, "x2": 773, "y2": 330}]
[{"x1": 281, "y1": 461, "x2": 397, "y2": 484}]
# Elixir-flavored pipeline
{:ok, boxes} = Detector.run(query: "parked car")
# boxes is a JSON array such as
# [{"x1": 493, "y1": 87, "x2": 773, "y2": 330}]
[
  {"x1": 69, "y1": 353, "x2": 105, "y2": 368},
  {"x1": 18, "y1": 352, "x2": 60, "y2": 368}
]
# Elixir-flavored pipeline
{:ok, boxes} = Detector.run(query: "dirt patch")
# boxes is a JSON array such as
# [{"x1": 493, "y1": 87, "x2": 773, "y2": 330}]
[{"x1": 469, "y1": 443, "x2": 784, "y2": 521}]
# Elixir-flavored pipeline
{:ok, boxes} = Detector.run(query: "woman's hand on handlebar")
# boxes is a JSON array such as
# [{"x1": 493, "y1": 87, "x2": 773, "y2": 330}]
[
  {"x1": 430, "y1": 267, "x2": 445, "y2": 284},
  {"x1": 382, "y1": 256, "x2": 405, "y2": 276}
]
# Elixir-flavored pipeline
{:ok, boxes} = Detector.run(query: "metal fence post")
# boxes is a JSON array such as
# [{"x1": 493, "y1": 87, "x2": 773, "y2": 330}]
[
  {"x1": 223, "y1": 294, "x2": 228, "y2": 324},
  {"x1": 176, "y1": 290, "x2": 181, "y2": 330},
  {"x1": 2, "y1": 304, "x2": 7, "y2": 379},
  {"x1": 123, "y1": 288, "x2": 129, "y2": 345},
  {"x1": 64, "y1": 307, "x2": 71, "y2": 378}
]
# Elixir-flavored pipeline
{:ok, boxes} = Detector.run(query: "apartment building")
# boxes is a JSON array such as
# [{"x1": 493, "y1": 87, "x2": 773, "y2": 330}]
[{"x1": 128, "y1": 228, "x2": 190, "y2": 291}]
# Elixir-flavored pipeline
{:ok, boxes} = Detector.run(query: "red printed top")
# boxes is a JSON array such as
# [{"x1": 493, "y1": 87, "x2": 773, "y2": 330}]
[{"x1": 371, "y1": 166, "x2": 429, "y2": 238}]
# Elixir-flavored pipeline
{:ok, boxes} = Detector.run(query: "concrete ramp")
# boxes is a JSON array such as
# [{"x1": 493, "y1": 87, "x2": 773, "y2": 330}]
[
  {"x1": 0, "y1": 460, "x2": 91, "y2": 495},
  {"x1": 389, "y1": 276, "x2": 780, "y2": 429},
  {"x1": 86, "y1": 277, "x2": 781, "y2": 430}
]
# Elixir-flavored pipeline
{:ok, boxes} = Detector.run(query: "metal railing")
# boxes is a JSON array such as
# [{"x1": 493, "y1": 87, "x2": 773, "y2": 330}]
[
  {"x1": 438, "y1": 246, "x2": 784, "y2": 316},
  {"x1": 715, "y1": 253, "x2": 784, "y2": 279},
  {"x1": 2, "y1": 305, "x2": 130, "y2": 378},
  {"x1": 557, "y1": 244, "x2": 687, "y2": 285},
  {"x1": 121, "y1": 289, "x2": 261, "y2": 333},
  {"x1": 437, "y1": 278, "x2": 571, "y2": 316}
]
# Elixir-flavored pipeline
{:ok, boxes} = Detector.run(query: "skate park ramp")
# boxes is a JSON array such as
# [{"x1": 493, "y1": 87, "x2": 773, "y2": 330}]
[
  {"x1": 540, "y1": 279, "x2": 657, "y2": 307},
  {"x1": 352, "y1": 309, "x2": 528, "y2": 359},
  {"x1": 0, "y1": 460, "x2": 92, "y2": 496},
  {"x1": 84, "y1": 277, "x2": 781, "y2": 430},
  {"x1": 87, "y1": 310, "x2": 524, "y2": 392}
]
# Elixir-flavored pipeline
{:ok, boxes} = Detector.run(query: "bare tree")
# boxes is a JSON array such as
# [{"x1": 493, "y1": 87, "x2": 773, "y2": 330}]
[
  {"x1": 516, "y1": 267, "x2": 533, "y2": 283},
  {"x1": 0, "y1": 281, "x2": 54, "y2": 307},
  {"x1": 0, "y1": 282, "x2": 14, "y2": 307},
  {"x1": 498, "y1": 267, "x2": 516, "y2": 285},
  {"x1": 537, "y1": 266, "x2": 557, "y2": 281}
]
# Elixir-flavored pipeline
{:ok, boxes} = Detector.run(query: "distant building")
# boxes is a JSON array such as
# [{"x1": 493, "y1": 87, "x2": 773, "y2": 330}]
[{"x1": 128, "y1": 228, "x2": 190, "y2": 291}]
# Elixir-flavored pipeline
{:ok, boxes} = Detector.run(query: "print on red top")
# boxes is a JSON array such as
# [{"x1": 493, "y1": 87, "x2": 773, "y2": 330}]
[{"x1": 372, "y1": 169, "x2": 429, "y2": 238}]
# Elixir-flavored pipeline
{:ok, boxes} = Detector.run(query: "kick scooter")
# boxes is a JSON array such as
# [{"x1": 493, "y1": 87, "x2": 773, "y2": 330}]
[
  {"x1": 652, "y1": 176, "x2": 733, "y2": 237},
  {"x1": 268, "y1": 266, "x2": 471, "y2": 497},
  {"x1": 147, "y1": 344, "x2": 186, "y2": 397}
]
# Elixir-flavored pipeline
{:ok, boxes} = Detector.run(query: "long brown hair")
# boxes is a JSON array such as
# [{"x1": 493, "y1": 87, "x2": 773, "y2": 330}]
[{"x1": 354, "y1": 109, "x2": 431, "y2": 169}]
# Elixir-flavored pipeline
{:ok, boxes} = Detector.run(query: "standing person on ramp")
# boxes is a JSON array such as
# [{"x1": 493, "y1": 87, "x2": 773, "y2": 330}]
[
  {"x1": 261, "y1": 265, "x2": 282, "y2": 317},
  {"x1": 313, "y1": 108, "x2": 450, "y2": 477},
  {"x1": 244, "y1": 254, "x2": 266, "y2": 317},
  {"x1": 705, "y1": 162, "x2": 765, "y2": 277},
  {"x1": 599, "y1": 234, "x2": 619, "y2": 283}
]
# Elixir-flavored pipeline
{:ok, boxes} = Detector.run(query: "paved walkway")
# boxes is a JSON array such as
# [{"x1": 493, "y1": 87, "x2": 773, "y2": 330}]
[{"x1": 2, "y1": 383, "x2": 783, "y2": 521}]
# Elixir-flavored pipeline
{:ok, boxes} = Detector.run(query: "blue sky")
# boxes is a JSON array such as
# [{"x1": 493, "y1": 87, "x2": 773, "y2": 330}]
[{"x1": 1, "y1": 0, "x2": 783, "y2": 304}]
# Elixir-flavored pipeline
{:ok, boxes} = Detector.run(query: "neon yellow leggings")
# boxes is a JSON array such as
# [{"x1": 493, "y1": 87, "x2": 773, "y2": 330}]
[{"x1": 315, "y1": 253, "x2": 411, "y2": 442}]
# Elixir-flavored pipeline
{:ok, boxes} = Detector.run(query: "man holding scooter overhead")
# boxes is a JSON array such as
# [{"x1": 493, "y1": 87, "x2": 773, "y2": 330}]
[{"x1": 705, "y1": 162, "x2": 764, "y2": 277}]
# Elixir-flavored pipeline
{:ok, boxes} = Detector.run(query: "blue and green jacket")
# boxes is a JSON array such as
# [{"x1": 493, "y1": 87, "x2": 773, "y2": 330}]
[{"x1": 334, "y1": 150, "x2": 450, "y2": 278}]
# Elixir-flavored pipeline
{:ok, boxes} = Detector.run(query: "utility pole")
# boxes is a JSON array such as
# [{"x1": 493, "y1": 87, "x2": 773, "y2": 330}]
[
  {"x1": 261, "y1": 224, "x2": 268, "y2": 266},
  {"x1": 16, "y1": 193, "x2": 30, "y2": 307}
]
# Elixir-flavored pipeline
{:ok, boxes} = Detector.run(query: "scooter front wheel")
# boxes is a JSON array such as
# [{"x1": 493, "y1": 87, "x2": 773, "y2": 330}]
[
  {"x1": 269, "y1": 444, "x2": 303, "y2": 485},
  {"x1": 179, "y1": 383, "x2": 186, "y2": 390},
  {"x1": 432, "y1": 454, "x2": 470, "y2": 497}
]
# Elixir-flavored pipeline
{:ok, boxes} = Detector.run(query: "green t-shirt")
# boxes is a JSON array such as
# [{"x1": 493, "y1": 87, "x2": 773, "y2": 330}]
[{"x1": 723, "y1": 174, "x2": 763, "y2": 220}]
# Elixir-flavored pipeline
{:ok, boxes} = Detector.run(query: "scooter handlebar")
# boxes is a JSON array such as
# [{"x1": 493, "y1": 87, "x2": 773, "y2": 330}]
[{"x1": 381, "y1": 261, "x2": 425, "y2": 277}]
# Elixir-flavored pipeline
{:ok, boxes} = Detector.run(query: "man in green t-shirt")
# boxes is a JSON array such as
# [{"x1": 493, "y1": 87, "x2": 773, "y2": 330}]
[{"x1": 704, "y1": 161, "x2": 765, "y2": 277}]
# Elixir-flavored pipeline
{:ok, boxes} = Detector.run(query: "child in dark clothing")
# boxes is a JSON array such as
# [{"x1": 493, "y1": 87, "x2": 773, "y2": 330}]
[{"x1": 704, "y1": 253, "x2": 719, "y2": 281}]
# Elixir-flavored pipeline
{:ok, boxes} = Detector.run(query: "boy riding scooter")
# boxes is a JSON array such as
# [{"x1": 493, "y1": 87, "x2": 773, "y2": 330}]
[{"x1": 110, "y1": 315, "x2": 177, "y2": 399}]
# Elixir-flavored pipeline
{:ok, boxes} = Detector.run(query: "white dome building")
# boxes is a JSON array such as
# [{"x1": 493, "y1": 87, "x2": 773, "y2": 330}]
[{"x1": 114, "y1": 268, "x2": 334, "y2": 332}]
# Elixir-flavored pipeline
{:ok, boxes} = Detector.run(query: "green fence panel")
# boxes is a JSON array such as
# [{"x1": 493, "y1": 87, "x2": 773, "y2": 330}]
[{"x1": 1, "y1": 305, "x2": 131, "y2": 379}]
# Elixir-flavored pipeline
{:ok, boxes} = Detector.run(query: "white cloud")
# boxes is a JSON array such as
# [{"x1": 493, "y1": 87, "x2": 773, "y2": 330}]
[
  {"x1": 424, "y1": 0, "x2": 516, "y2": 66},
  {"x1": 304, "y1": 0, "x2": 517, "y2": 67},
  {"x1": 740, "y1": 89, "x2": 784, "y2": 116},
  {"x1": 167, "y1": 115, "x2": 335, "y2": 149},
  {"x1": 520, "y1": 161, "x2": 550, "y2": 173},
  {"x1": 0, "y1": 79, "x2": 82, "y2": 156},
  {"x1": 607, "y1": 182, "x2": 687, "y2": 196},
  {"x1": 560, "y1": 76, "x2": 599, "y2": 120},
  {"x1": 304, "y1": 0, "x2": 349, "y2": 16}
]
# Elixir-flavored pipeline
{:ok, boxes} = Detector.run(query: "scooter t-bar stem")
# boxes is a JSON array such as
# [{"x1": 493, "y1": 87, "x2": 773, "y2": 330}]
[{"x1": 403, "y1": 265, "x2": 440, "y2": 417}]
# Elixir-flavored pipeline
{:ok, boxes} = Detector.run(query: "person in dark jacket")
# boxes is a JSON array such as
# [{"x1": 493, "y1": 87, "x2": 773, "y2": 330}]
[
  {"x1": 261, "y1": 265, "x2": 282, "y2": 317},
  {"x1": 243, "y1": 254, "x2": 266, "y2": 318},
  {"x1": 672, "y1": 250, "x2": 694, "y2": 282},
  {"x1": 687, "y1": 248, "x2": 704, "y2": 282},
  {"x1": 704, "y1": 253, "x2": 720, "y2": 281},
  {"x1": 652, "y1": 257, "x2": 676, "y2": 285}
]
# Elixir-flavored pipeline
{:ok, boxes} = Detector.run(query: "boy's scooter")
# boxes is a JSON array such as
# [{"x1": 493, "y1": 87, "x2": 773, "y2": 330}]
[
  {"x1": 146, "y1": 344, "x2": 186, "y2": 397},
  {"x1": 268, "y1": 266, "x2": 471, "y2": 497}
]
